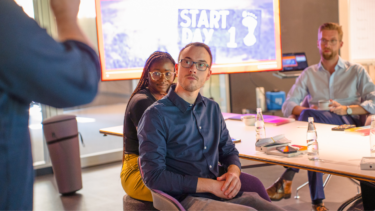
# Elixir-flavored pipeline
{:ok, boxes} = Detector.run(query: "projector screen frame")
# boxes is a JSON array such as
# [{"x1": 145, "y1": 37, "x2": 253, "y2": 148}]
[{"x1": 95, "y1": 0, "x2": 282, "y2": 81}]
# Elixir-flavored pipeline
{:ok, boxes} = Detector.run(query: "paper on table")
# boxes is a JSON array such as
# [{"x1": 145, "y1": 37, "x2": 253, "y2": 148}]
[
  {"x1": 227, "y1": 114, "x2": 294, "y2": 126},
  {"x1": 344, "y1": 126, "x2": 370, "y2": 136},
  {"x1": 255, "y1": 134, "x2": 291, "y2": 147}
]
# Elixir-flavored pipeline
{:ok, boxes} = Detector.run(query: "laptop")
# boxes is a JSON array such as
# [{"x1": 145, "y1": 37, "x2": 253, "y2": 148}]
[{"x1": 276, "y1": 52, "x2": 308, "y2": 77}]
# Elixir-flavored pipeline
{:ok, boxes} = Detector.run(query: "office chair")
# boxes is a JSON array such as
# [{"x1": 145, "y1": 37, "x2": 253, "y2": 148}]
[
  {"x1": 137, "y1": 157, "x2": 271, "y2": 211},
  {"x1": 122, "y1": 195, "x2": 156, "y2": 211}
]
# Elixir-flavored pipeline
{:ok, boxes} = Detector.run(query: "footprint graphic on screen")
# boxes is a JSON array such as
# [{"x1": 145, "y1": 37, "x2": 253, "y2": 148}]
[{"x1": 242, "y1": 14, "x2": 258, "y2": 46}]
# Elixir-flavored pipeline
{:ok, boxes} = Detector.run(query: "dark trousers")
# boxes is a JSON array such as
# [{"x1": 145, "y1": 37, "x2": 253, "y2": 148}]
[{"x1": 289, "y1": 109, "x2": 358, "y2": 202}]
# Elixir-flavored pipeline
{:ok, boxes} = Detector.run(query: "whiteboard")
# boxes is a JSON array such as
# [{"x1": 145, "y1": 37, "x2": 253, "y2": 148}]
[{"x1": 349, "y1": 0, "x2": 375, "y2": 62}]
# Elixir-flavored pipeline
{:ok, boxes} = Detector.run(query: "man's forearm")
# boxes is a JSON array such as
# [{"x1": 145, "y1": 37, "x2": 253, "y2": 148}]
[
  {"x1": 227, "y1": 164, "x2": 241, "y2": 177},
  {"x1": 291, "y1": 105, "x2": 308, "y2": 115},
  {"x1": 196, "y1": 178, "x2": 214, "y2": 193},
  {"x1": 55, "y1": 19, "x2": 91, "y2": 45},
  {"x1": 51, "y1": 0, "x2": 93, "y2": 47},
  {"x1": 196, "y1": 165, "x2": 240, "y2": 193},
  {"x1": 350, "y1": 105, "x2": 369, "y2": 115}
]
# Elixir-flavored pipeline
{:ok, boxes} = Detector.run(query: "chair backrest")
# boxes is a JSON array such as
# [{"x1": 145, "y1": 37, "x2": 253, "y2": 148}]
[{"x1": 137, "y1": 157, "x2": 186, "y2": 211}]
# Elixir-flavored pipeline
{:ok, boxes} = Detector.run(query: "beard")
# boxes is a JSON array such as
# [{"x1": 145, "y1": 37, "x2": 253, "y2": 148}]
[
  {"x1": 182, "y1": 83, "x2": 199, "y2": 92},
  {"x1": 321, "y1": 48, "x2": 338, "y2": 60},
  {"x1": 180, "y1": 74, "x2": 204, "y2": 92}
]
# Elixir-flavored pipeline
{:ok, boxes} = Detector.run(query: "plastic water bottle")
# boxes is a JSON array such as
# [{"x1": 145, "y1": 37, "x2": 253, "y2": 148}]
[
  {"x1": 370, "y1": 115, "x2": 375, "y2": 156},
  {"x1": 307, "y1": 117, "x2": 319, "y2": 160},
  {"x1": 255, "y1": 108, "x2": 266, "y2": 141}
]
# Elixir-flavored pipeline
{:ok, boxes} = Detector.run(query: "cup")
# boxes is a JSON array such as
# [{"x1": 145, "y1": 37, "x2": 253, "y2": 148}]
[
  {"x1": 242, "y1": 109, "x2": 250, "y2": 114},
  {"x1": 318, "y1": 100, "x2": 330, "y2": 110},
  {"x1": 241, "y1": 115, "x2": 256, "y2": 126}
]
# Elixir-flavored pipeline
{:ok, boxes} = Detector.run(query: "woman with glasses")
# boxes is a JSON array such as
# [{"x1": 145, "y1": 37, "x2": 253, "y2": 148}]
[{"x1": 121, "y1": 51, "x2": 176, "y2": 201}]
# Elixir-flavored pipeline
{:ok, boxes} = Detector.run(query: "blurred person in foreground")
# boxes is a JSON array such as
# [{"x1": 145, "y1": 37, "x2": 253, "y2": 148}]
[{"x1": 0, "y1": 0, "x2": 100, "y2": 209}]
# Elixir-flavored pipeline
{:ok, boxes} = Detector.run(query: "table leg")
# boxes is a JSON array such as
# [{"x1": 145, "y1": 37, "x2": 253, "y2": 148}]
[{"x1": 360, "y1": 181, "x2": 375, "y2": 210}]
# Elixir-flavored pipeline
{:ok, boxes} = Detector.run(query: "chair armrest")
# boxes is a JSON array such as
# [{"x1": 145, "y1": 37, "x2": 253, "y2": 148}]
[{"x1": 151, "y1": 189, "x2": 186, "y2": 211}]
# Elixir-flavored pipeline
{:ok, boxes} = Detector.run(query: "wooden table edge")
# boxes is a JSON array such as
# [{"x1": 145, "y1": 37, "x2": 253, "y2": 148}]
[
  {"x1": 239, "y1": 154, "x2": 375, "y2": 183},
  {"x1": 99, "y1": 129, "x2": 123, "y2": 137}
]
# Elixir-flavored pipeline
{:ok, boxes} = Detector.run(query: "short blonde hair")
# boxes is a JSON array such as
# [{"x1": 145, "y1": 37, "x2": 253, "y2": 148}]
[{"x1": 319, "y1": 22, "x2": 343, "y2": 41}]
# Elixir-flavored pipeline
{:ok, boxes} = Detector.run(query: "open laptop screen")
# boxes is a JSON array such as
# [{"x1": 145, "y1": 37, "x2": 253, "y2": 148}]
[{"x1": 281, "y1": 52, "x2": 308, "y2": 72}]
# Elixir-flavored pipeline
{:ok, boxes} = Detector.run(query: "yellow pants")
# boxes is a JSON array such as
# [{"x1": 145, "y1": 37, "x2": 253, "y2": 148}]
[{"x1": 121, "y1": 154, "x2": 153, "y2": 202}]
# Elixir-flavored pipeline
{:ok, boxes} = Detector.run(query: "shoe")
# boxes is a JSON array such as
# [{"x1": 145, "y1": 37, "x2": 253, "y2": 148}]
[
  {"x1": 266, "y1": 178, "x2": 292, "y2": 201},
  {"x1": 312, "y1": 203, "x2": 329, "y2": 211}
]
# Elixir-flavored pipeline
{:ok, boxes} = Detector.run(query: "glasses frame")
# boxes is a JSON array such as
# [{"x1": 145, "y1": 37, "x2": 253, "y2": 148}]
[
  {"x1": 319, "y1": 38, "x2": 339, "y2": 46},
  {"x1": 148, "y1": 71, "x2": 176, "y2": 81},
  {"x1": 179, "y1": 59, "x2": 209, "y2": 71}
]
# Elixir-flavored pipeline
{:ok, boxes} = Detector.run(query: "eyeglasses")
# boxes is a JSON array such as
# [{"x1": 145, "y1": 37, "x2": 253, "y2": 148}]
[
  {"x1": 179, "y1": 59, "x2": 209, "y2": 71},
  {"x1": 319, "y1": 39, "x2": 339, "y2": 45},
  {"x1": 149, "y1": 71, "x2": 175, "y2": 81}
]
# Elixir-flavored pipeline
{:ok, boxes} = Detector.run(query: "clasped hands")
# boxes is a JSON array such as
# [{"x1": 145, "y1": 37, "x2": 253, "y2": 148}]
[
  {"x1": 310, "y1": 100, "x2": 347, "y2": 115},
  {"x1": 212, "y1": 166, "x2": 241, "y2": 199}
]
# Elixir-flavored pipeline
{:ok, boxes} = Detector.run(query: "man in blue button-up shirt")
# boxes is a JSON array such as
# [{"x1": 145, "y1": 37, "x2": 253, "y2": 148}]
[
  {"x1": 138, "y1": 43, "x2": 284, "y2": 210},
  {"x1": 0, "y1": 0, "x2": 100, "y2": 210},
  {"x1": 268, "y1": 22, "x2": 375, "y2": 211}
]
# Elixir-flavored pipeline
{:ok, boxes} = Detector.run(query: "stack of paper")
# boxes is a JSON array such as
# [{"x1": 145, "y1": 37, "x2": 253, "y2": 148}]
[
  {"x1": 344, "y1": 126, "x2": 371, "y2": 136},
  {"x1": 255, "y1": 134, "x2": 291, "y2": 152}
]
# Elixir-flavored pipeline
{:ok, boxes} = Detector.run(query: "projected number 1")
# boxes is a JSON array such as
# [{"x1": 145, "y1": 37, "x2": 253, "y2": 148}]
[{"x1": 227, "y1": 27, "x2": 237, "y2": 48}]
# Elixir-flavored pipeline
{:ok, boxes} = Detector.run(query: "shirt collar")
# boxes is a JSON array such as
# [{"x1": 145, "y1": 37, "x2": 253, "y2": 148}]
[
  {"x1": 318, "y1": 56, "x2": 346, "y2": 72},
  {"x1": 335, "y1": 56, "x2": 346, "y2": 71},
  {"x1": 167, "y1": 84, "x2": 206, "y2": 113}
]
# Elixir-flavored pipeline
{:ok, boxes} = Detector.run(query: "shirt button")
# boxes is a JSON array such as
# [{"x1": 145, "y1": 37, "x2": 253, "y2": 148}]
[
  {"x1": 209, "y1": 165, "x2": 212, "y2": 168},
  {"x1": 190, "y1": 104, "x2": 192, "y2": 106},
  {"x1": 204, "y1": 146, "x2": 207, "y2": 150},
  {"x1": 199, "y1": 126, "x2": 202, "y2": 129}
]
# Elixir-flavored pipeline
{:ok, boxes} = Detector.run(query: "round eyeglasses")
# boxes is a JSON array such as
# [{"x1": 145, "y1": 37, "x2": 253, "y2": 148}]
[
  {"x1": 179, "y1": 59, "x2": 209, "y2": 71},
  {"x1": 149, "y1": 71, "x2": 175, "y2": 81}
]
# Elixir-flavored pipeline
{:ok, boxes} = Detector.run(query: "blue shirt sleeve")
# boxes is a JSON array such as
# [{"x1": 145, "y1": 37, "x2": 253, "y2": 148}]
[
  {"x1": 138, "y1": 106, "x2": 198, "y2": 194},
  {"x1": 282, "y1": 70, "x2": 309, "y2": 117},
  {"x1": 0, "y1": 1, "x2": 100, "y2": 108},
  {"x1": 357, "y1": 66, "x2": 375, "y2": 114}
]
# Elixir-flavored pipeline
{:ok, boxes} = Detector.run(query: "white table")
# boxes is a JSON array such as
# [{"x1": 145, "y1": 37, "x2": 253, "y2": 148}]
[
  {"x1": 99, "y1": 120, "x2": 375, "y2": 182},
  {"x1": 226, "y1": 120, "x2": 375, "y2": 183}
]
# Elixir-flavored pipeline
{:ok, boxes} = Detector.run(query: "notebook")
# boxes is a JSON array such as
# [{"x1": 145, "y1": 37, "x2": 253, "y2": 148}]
[
  {"x1": 226, "y1": 114, "x2": 295, "y2": 126},
  {"x1": 344, "y1": 126, "x2": 371, "y2": 136}
]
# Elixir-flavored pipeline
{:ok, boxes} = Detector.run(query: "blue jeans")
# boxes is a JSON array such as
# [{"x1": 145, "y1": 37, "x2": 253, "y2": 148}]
[{"x1": 290, "y1": 109, "x2": 358, "y2": 202}]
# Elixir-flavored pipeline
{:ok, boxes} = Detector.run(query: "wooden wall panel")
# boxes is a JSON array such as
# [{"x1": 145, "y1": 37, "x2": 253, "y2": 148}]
[{"x1": 229, "y1": 0, "x2": 339, "y2": 114}]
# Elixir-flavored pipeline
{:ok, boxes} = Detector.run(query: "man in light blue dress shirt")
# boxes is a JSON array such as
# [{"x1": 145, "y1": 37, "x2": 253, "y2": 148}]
[{"x1": 267, "y1": 22, "x2": 375, "y2": 211}]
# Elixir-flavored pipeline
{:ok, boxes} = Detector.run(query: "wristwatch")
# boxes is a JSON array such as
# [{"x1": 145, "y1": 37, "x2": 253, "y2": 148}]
[{"x1": 346, "y1": 106, "x2": 352, "y2": 115}]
